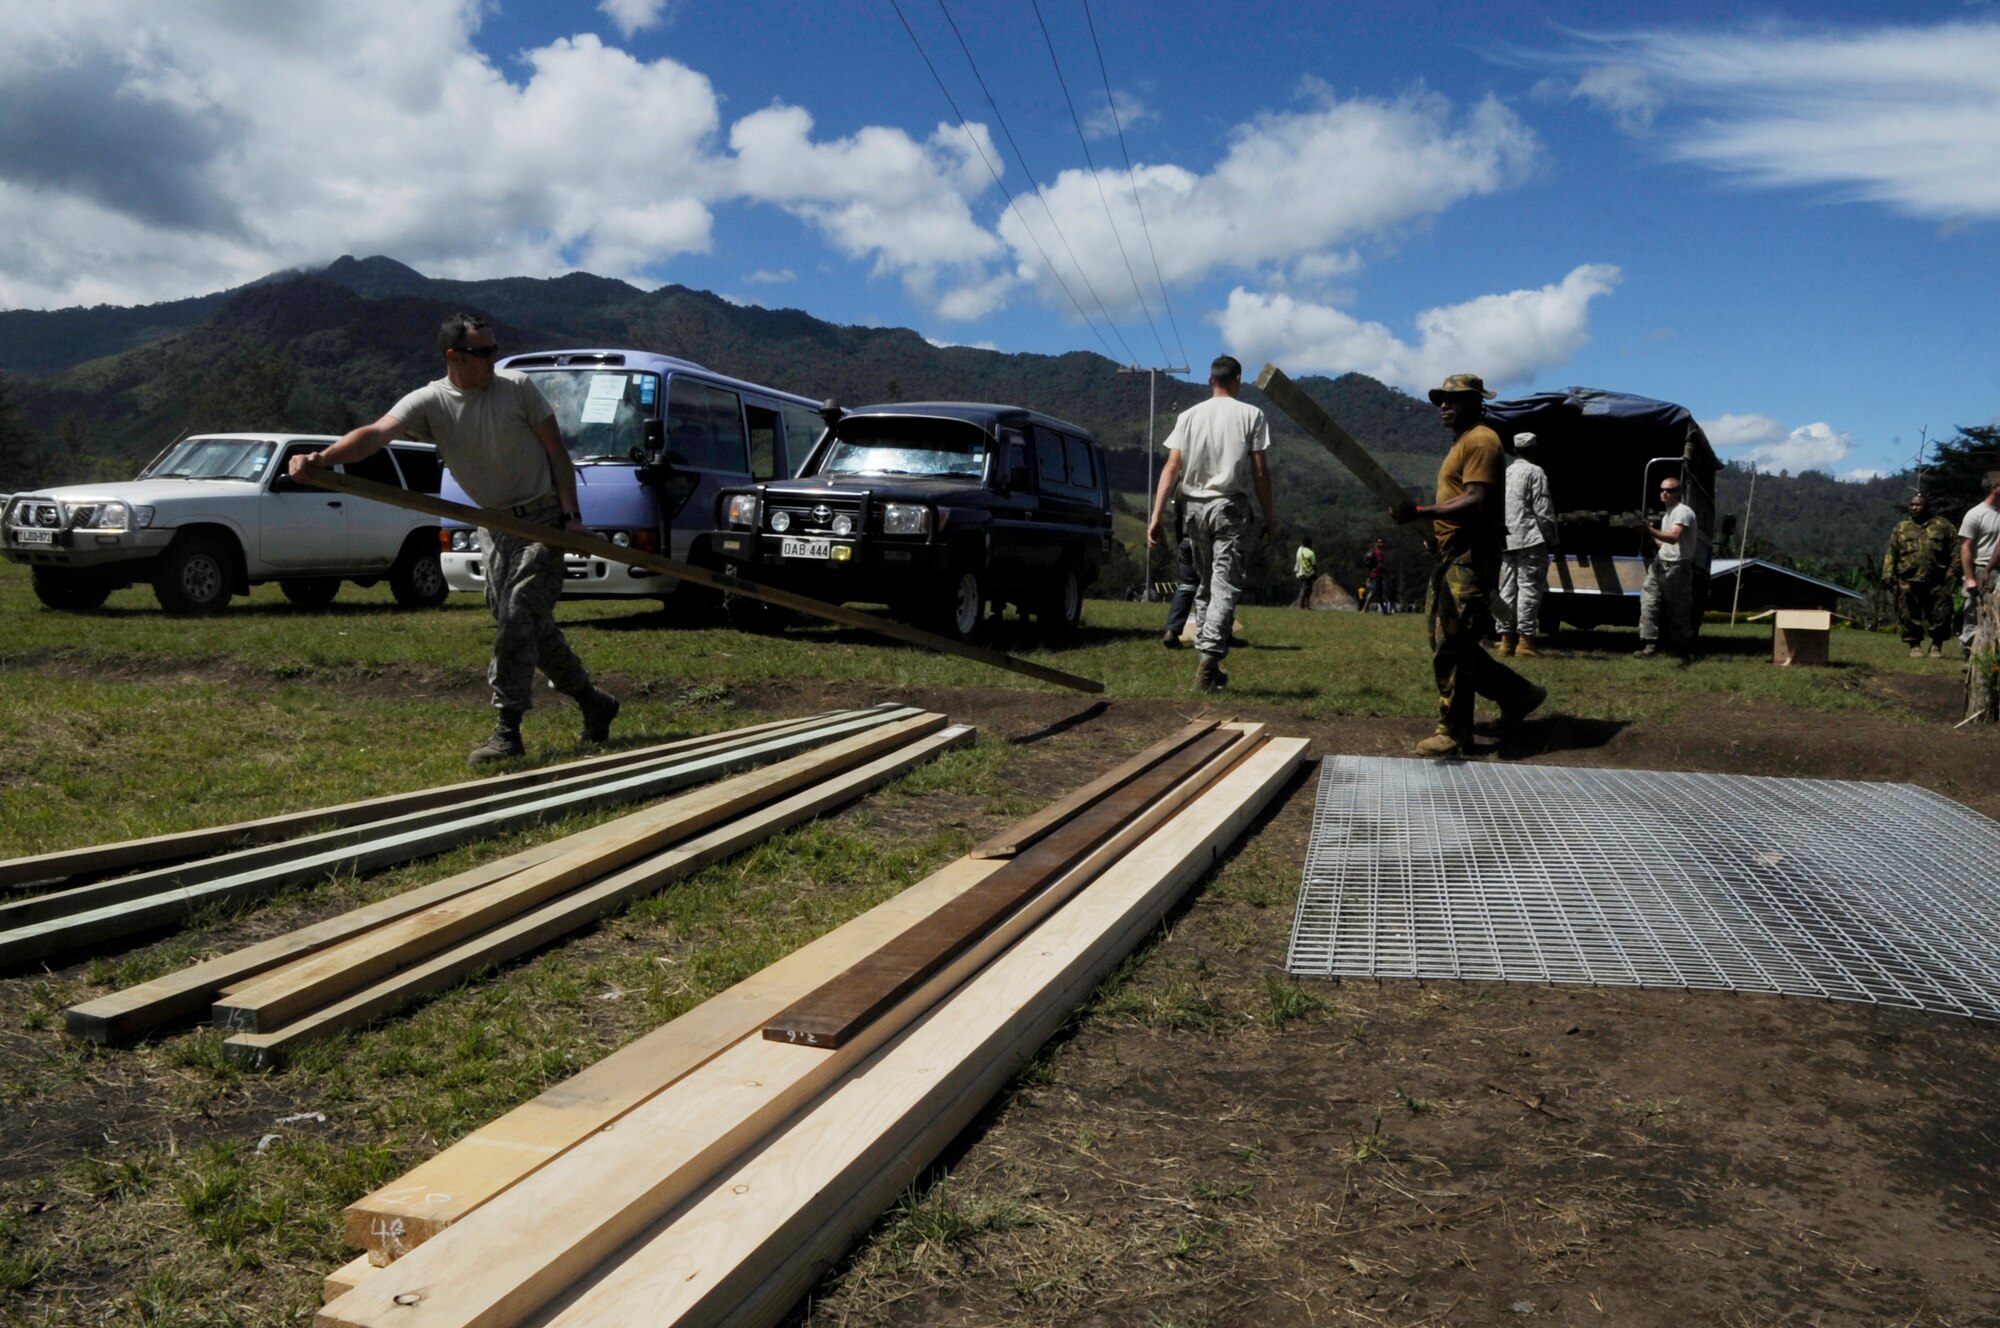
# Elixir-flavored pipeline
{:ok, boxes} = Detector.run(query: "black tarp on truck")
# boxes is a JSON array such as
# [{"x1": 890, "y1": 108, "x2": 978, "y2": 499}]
[{"x1": 1484, "y1": 388, "x2": 1719, "y2": 630}]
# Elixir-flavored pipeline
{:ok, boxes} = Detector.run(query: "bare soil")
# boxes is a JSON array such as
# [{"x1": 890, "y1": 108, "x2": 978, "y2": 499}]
[{"x1": 3, "y1": 666, "x2": 1997, "y2": 1327}]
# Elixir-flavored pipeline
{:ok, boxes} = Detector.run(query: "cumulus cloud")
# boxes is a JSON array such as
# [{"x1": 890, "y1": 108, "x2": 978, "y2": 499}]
[
  {"x1": 1704, "y1": 413, "x2": 1858, "y2": 474},
  {"x1": 0, "y1": 4, "x2": 726, "y2": 306},
  {"x1": 1082, "y1": 88, "x2": 1156, "y2": 140},
  {"x1": 1216, "y1": 264, "x2": 1623, "y2": 395},
  {"x1": 989, "y1": 88, "x2": 1540, "y2": 320},
  {"x1": 743, "y1": 269, "x2": 795, "y2": 285},
  {"x1": 1559, "y1": 21, "x2": 2000, "y2": 220},
  {"x1": 598, "y1": 0, "x2": 674, "y2": 39}
]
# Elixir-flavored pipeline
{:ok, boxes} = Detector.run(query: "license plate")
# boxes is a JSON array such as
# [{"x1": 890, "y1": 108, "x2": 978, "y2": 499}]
[
  {"x1": 11, "y1": 527, "x2": 52, "y2": 545},
  {"x1": 781, "y1": 537, "x2": 831, "y2": 560}
]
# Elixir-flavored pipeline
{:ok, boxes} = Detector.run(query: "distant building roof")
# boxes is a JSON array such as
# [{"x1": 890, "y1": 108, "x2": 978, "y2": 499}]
[{"x1": 1708, "y1": 557, "x2": 1863, "y2": 613}]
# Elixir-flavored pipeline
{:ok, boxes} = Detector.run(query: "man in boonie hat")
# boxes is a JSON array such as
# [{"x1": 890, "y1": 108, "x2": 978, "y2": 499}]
[{"x1": 1394, "y1": 373, "x2": 1547, "y2": 757}]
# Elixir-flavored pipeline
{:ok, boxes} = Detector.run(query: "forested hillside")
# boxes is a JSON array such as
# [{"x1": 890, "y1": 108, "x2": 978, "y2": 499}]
[{"x1": 3, "y1": 254, "x2": 1987, "y2": 601}]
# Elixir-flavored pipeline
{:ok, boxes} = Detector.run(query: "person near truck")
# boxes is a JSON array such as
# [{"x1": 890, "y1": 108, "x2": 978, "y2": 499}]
[
  {"x1": 1636, "y1": 476, "x2": 1698, "y2": 661},
  {"x1": 1960, "y1": 471, "x2": 2000, "y2": 655},
  {"x1": 1291, "y1": 534, "x2": 1317, "y2": 608},
  {"x1": 1881, "y1": 491, "x2": 1958, "y2": 658},
  {"x1": 1393, "y1": 373, "x2": 1546, "y2": 757},
  {"x1": 1145, "y1": 355, "x2": 1276, "y2": 691},
  {"x1": 1495, "y1": 431, "x2": 1558, "y2": 657},
  {"x1": 290, "y1": 312, "x2": 619, "y2": 764}
]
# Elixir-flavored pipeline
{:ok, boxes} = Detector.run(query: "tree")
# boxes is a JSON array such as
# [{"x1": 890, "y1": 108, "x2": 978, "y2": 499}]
[
  {"x1": 1926, "y1": 425, "x2": 2000, "y2": 516},
  {"x1": 0, "y1": 366, "x2": 44, "y2": 491}
]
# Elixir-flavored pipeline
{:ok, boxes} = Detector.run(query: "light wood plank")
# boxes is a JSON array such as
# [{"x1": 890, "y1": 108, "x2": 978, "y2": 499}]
[
  {"x1": 492, "y1": 739, "x2": 1309, "y2": 1328},
  {"x1": 323, "y1": 1254, "x2": 378, "y2": 1304},
  {"x1": 966, "y1": 719, "x2": 1219, "y2": 858},
  {"x1": 297, "y1": 467, "x2": 1103, "y2": 695},
  {"x1": 762, "y1": 727, "x2": 1243, "y2": 1048},
  {"x1": 227, "y1": 726, "x2": 973, "y2": 1073},
  {"x1": 214, "y1": 714, "x2": 949, "y2": 1034},
  {"x1": 0, "y1": 710, "x2": 877, "y2": 892},
  {"x1": 342, "y1": 854, "x2": 1005, "y2": 1262},
  {"x1": 313, "y1": 729, "x2": 1270, "y2": 1328}
]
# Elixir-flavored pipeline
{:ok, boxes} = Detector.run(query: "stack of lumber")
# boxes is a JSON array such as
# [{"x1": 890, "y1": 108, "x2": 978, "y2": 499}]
[
  {"x1": 6, "y1": 705, "x2": 915, "y2": 973},
  {"x1": 64, "y1": 708, "x2": 969, "y2": 1066},
  {"x1": 315, "y1": 719, "x2": 1307, "y2": 1327}
]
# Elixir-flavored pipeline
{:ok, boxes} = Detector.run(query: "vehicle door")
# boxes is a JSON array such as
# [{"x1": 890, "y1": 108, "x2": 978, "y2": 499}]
[
  {"x1": 986, "y1": 427, "x2": 1043, "y2": 585},
  {"x1": 781, "y1": 404, "x2": 825, "y2": 477},
  {"x1": 662, "y1": 376, "x2": 747, "y2": 561},
  {"x1": 336, "y1": 447, "x2": 413, "y2": 569},
  {"x1": 263, "y1": 441, "x2": 352, "y2": 569},
  {"x1": 1036, "y1": 428, "x2": 1105, "y2": 541}
]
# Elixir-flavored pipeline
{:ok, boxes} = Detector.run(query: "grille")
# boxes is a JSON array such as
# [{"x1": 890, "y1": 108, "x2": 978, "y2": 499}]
[
  {"x1": 769, "y1": 494, "x2": 867, "y2": 536},
  {"x1": 1287, "y1": 757, "x2": 2000, "y2": 1022},
  {"x1": 10, "y1": 500, "x2": 63, "y2": 529}
]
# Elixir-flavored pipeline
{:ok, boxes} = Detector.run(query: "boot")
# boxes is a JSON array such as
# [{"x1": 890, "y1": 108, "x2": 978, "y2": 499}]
[
  {"x1": 469, "y1": 709, "x2": 526, "y2": 765},
  {"x1": 1498, "y1": 634, "x2": 1517, "y2": 657},
  {"x1": 1196, "y1": 656, "x2": 1229, "y2": 690},
  {"x1": 1514, "y1": 636, "x2": 1540, "y2": 658},
  {"x1": 1415, "y1": 731, "x2": 1464, "y2": 758},
  {"x1": 1910, "y1": 645, "x2": 1926, "y2": 658},
  {"x1": 576, "y1": 686, "x2": 620, "y2": 744}
]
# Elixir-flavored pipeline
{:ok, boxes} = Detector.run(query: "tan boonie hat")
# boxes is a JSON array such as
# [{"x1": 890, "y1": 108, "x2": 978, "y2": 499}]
[
  {"x1": 1512, "y1": 430, "x2": 1539, "y2": 449},
  {"x1": 1427, "y1": 372, "x2": 1496, "y2": 403}
]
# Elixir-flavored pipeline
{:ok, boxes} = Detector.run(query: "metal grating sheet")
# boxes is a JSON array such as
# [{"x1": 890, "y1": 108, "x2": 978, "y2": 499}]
[{"x1": 1288, "y1": 757, "x2": 2000, "y2": 1021}]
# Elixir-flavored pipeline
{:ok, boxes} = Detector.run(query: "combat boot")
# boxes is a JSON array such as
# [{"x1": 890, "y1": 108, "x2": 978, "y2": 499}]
[
  {"x1": 1415, "y1": 731, "x2": 1465, "y2": 758},
  {"x1": 469, "y1": 709, "x2": 526, "y2": 765},
  {"x1": 576, "y1": 686, "x2": 621, "y2": 744},
  {"x1": 1498, "y1": 634, "x2": 1517, "y2": 657},
  {"x1": 1195, "y1": 656, "x2": 1229, "y2": 691},
  {"x1": 1514, "y1": 636, "x2": 1540, "y2": 658}
]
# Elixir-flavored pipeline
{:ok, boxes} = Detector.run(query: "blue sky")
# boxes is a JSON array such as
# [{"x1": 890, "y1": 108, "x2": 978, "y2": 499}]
[{"x1": 2, "y1": 1, "x2": 1996, "y2": 479}]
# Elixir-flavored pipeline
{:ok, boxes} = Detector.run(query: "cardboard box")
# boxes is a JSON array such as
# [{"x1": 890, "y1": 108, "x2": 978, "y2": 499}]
[{"x1": 1764, "y1": 609, "x2": 1832, "y2": 666}]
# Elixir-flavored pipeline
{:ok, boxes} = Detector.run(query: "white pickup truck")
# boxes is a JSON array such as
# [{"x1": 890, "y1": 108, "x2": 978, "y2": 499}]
[{"x1": 2, "y1": 433, "x2": 447, "y2": 614}]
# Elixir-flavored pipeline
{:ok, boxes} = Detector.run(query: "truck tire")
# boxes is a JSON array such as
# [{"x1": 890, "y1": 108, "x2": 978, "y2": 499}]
[
  {"x1": 280, "y1": 577, "x2": 342, "y2": 607},
  {"x1": 390, "y1": 537, "x2": 449, "y2": 608},
  {"x1": 153, "y1": 534, "x2": 234, "y2": 615},
  {"x1": 31, "y1": 568, "x2": 111, "y2": 611},
  {"x1": 936, "y1": 561, "x2": 987, "y2": 643},
  {"x1": 1036, "y1": 561, "x2": 1085, "y2": 636}
]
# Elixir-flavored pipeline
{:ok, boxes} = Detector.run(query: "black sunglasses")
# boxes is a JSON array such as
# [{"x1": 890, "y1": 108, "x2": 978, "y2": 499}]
[{"x1": 452, "y1": 344, "x2": 500, "y2": 359}]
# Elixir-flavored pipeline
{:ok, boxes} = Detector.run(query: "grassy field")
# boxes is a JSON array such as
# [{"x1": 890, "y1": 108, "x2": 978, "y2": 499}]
[{"x1": 0, "y1": 558, "x2": 1984, "y2": 1327}]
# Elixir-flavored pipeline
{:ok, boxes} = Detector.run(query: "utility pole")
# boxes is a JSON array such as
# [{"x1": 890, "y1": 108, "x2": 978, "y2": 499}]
[{"x1": 1119, "y1": 363, "x2": 1188, "y2": 601}]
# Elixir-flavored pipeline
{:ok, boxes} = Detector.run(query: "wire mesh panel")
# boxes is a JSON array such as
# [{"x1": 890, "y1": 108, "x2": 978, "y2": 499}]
[{"x1": 1288, "y1": 757, "x2": 2000, "y2": 1021}]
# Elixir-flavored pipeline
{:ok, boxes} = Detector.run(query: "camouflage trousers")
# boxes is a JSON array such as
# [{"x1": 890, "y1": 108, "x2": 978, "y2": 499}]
[
  {"x1": 1639, "y1": 557, "x2": 1694, "y2": 651},
  {"x1": 1187, "y1": 495, "x2": 1252, "y2": 661},
  {"x1": 1894, "y1": 578, "x2": 1954, "y2": 647},
  {"x1": 480, "y1": 503, "x2": 593, "y2": 713},
  {"x1": 1426, "y1": 555, "x2": 1540, "y2": 739}
]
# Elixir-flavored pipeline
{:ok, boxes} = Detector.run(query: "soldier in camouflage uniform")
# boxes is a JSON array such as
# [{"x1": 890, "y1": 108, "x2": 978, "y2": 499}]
[{"x1": 1881, "y1": 492, "x2": 1958, "y2": 657}]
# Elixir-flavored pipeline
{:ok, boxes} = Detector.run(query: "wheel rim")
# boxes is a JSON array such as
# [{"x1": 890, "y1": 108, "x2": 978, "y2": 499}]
[
  {"x1": 412, "y1": 557, "x2": 444, "y2": 599},
  {"x1": 952, "y1": 573, "x2": 980, "y2": 636},
  {"x1": 182, "y1": 555, "x2": 223, "y2": 604}
]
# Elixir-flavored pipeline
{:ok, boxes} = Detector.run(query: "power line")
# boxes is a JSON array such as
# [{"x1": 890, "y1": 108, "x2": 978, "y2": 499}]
[
  {"x1": 930, "y1": 0, "x2": 1140, "y2": 366},
  {"x1": 1081, "y1": 0, "x2": 1187, "y2": 368},
  {"x1": 1029, "y1": 0, "x2": 1169, "y2": 367},
  {"x1": 888, "y1": 0, "x2": 1123, "y2": 363}
]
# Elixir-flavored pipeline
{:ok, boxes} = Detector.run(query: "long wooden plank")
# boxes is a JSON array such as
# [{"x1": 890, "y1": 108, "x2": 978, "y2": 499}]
[
  {"x1": 0, "y1": 710, "x2": 915, "y2": 970},
  {"x1": 214, "y1": 714, "x2": 949, "y2": 1034},
  {"x1": 762, "y1": 727, "x2": 1244, "y2": 1048},
  {"x1": 967, "y1": 718, "x2": 1219, "y2": 859},
  {"x1": 313, "y1": 728, "x2": 1262, "y2": 1328},
  {"x1": 297, "y1": 467, "x2": 1104, "y2": 695},
  {"x1": 342, "y1": 854, "x2": 1006, "y2": 1264},
  {"x1": 0, "y1": 709, "x2": 877, "y2": 892},
  {"x1": 1254, "y1": 362, "x2": 1425, "y2": 519},
  {"x1": 537, "y1": 738, "x2": 1308, "y2": 1328},
  {"x1": 324, "y1": 1254, "x2": 378, "y2": 1305},
  {"x1": 1, "y1": 710, "x2": 882, "y2": 931},
  {"x1": 228, "y1": 726, "x2": 973, "y2": 1072}
]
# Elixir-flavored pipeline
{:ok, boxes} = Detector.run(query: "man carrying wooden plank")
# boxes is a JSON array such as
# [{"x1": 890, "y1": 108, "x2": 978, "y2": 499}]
[
  {"x1": 289, "y1": 313, "x2": 618, "y2": 763},
  {"x1": 1143, "y1": 354, "x2": 1276, "y2": 691},
  {"x1": 1395, "y1": 373, "x2": 1546, "y2": 757}
]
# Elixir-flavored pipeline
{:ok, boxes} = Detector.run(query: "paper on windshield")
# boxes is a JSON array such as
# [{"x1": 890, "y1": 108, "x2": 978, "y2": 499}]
[{"x1": 579, "y1": 374, "x2": 629, "y2": 425}]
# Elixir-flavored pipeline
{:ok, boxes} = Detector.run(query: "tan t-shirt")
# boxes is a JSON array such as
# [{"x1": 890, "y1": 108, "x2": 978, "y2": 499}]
[
  {"x1": 390, "y1": 370, "x2": 558, "y2": 512},
  {"x1": 1432, "y1": 424, "x2": 1505, "y2": 562},
  {"x1": 1165, "y1": 395, "x2": 1270, "y2": 502}
]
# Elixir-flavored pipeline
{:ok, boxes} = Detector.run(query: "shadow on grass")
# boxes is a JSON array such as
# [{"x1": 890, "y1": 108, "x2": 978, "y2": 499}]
[
  {"x1": 1008, "y1": 701, "x2": 1111, "y2": 746},
  {"x1": 1473, "y1": 712, "x2": 1627, "y2": 760},
  {"x1": 1552, "y1": 626, "x2": 1775, "y2": 659}
]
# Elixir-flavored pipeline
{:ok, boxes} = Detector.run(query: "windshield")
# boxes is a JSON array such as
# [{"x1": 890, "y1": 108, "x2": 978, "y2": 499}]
[
  {"x1": 528, "y1": 370, "x2": 662, "y2": 462},
  {"x1": 818, "y1": 417, "x2": 989, "y2": 479},
  {"x1": 139, "y1": 437, "x2": 277, "y2": 482}
]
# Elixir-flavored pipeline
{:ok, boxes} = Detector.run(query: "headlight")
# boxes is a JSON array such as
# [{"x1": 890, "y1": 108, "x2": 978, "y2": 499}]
[
  {"x1": 830, "y1": 514, "x2": 854, "y2": 537},
  {"x1": 770, "y1": 510, "x2": 791, "y2": 533},
  {"x1": 609, "y1": 530, "x2": 633, "y2": 548},
  {"x1": 881, "y1": 503, "x2": 931, "y2": 536},
  {"x1": 93, "y1": 502, "x2": 130, "y2": 531},
  {"x1": 724, "y1": 494, "x2": 761, "y2": 528},
  {"x1": 449, "y1": 529, "x2": 477, "y2": 552}
]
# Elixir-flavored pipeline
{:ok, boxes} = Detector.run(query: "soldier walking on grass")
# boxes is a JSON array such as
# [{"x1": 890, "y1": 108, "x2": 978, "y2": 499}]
[
  {"x1": 1394, "y1": 373, "x2": 1546, "y2": 757},
  {"x1": 290, "y1": 312, "x2": 619, "y2": 764},
  {"x1": 1145, "y1": 355, "x2": 1276, "y2": 691},
  {"x1": 1882, "y1": 492, "x2": 1958, "y2": 657}
]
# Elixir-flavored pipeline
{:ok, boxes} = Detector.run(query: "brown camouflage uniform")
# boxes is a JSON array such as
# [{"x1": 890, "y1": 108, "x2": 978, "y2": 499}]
[{"x1": 1881, "y1": 515, "x2": 1958, "y2": 648}]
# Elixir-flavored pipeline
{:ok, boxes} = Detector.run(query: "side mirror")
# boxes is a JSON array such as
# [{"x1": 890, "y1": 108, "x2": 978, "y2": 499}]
[{"x1": 643, "y1": 418, "x2": 666, "y2": 460}]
